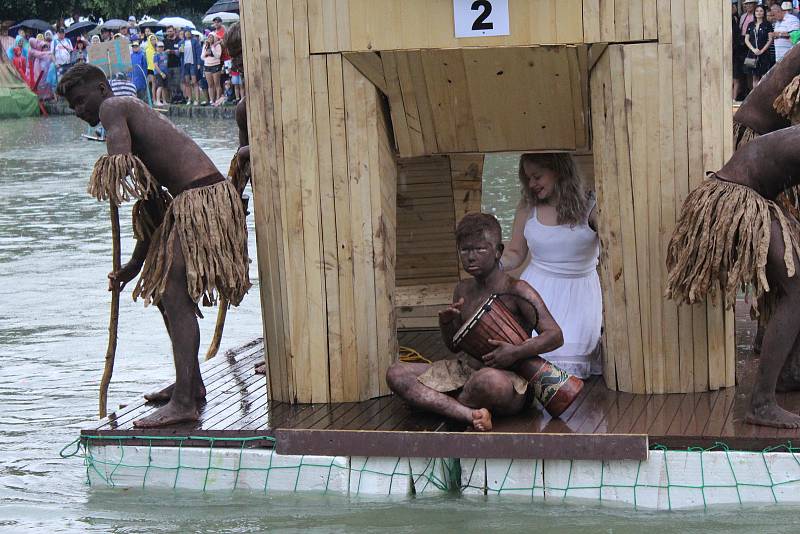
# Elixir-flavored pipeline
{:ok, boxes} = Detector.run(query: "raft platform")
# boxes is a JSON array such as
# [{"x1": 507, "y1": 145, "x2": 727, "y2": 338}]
[{"x1": 75, "y1": 304, "x2": 800, "y2": 509}]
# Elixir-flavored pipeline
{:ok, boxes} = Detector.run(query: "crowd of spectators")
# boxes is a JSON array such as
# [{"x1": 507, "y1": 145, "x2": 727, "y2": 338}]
[
  {"x1": 5, "y1": 15, "x2": 243, "y2": 107},
  {"x1": 733, "y1": 0, "x2": 800, "y2": 101}
]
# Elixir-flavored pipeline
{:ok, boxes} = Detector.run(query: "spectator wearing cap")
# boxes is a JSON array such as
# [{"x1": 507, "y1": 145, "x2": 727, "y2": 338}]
[
  {"x1": 770, "y1": 2, "x2": 800, "y2": 62},
  {"x1": 51, "y1": 27, "x2": 73, "y2": 78},
  {"x1": 153, "y1": 41, "x2": 169, "y2": 105},
  {"x1": 100, "y1": 28, "x2": 113, "y2": 42},
  {"x1": 741, "y1": 0, "x2": 757, "y2": 37},
  {"x1": 128, "y1": 16, "x2": 140, "y2": 40},
  {"x1": 130, "y1": 40, "x2": 149, "y2": 101},
  {"x1": 71, "y1": 39, "x2": 88, "y2": 65}
]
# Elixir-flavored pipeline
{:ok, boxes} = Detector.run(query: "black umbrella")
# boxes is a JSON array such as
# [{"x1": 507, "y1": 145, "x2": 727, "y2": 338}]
[
  {"x1": 8, "y1": 19, "x2": 54, "y2": 36},
  {"x1": 138, "y1": 20, "x2": 165, "y2": 30},
  {"x1": 205, "y1": 0, "x2": 240, "y2": 15},
  {"x1": 100, "y1": 19, "x2": 128, "y2": 31},
  {"x1": 65, "y1": 21, "x2": 97, "y2": 37}
]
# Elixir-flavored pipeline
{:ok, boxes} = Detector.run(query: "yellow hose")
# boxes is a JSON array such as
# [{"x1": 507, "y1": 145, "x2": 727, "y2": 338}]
[{"x1": 398, "y1": 346, "x2": 431, "y2": 364}]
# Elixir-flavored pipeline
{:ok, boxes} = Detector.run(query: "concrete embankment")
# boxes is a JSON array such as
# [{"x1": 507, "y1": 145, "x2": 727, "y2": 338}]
[{"x1": 43, "y1": 100, "x2": 236, "y2": 120}]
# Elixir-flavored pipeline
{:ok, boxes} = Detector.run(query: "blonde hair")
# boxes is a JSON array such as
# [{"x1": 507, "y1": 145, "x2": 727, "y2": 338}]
[{"x1": 518, "y1": 153, "x2": 589, "y2": 227}]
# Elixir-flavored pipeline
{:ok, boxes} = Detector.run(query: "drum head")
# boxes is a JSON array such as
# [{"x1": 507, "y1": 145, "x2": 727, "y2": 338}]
[{"x1": 452, "y1": 294, "x2": 495, "y2": 348}]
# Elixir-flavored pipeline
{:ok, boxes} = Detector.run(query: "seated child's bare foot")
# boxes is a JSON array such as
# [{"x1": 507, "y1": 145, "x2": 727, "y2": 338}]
[
  {"x1": 471, "y1": 408, "x2": 493, "y2": 432},
  {"x1": 133, "y1": 401, "x2": 200, "y2": 428},
  {"x1": 745, "y1": 403, "x2": 800, "y2": 428},
  {"x1": 144, "y1": 383, "x2": 206, "y2": 402}
]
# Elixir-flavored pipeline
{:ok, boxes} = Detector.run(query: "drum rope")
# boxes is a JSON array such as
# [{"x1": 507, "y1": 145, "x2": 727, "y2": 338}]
[{"x1": 492, "y1": 292, "x2": 539, "y2": 333}]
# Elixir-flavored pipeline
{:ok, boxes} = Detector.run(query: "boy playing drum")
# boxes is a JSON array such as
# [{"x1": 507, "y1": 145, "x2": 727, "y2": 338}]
[{"x1": 386, "y1": 213, "x2": 563, "y2": 431}]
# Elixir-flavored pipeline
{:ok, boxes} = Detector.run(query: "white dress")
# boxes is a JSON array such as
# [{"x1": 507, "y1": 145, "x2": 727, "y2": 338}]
[{"x1": 520, "y1": 201, "x2": 603, "y2": 379}]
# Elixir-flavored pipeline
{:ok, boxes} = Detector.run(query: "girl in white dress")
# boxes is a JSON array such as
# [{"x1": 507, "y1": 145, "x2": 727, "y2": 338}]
[{"x1": 500, "y1": 153, "x2": 602, "y2": 379}]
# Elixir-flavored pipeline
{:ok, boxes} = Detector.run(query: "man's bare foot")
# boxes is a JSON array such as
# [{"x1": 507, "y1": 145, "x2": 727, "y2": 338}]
[
  {"x1": 745, "y1": 403, "x2": 800, "y2": 428},
  {"x1": 144, "y1": 383, "x2": 206, "y2": 402},
  {"x1": 471, "y1": 408, "x2": 493, "y2": 431},
  {"x1": 133, "y1": 401, "x2": 201, "y2": 428}
]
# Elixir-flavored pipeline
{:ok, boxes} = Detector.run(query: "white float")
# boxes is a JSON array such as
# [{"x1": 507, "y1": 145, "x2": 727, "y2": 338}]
[{"x1": 82, "y1": 443, "x2": 800, "y2": 510}]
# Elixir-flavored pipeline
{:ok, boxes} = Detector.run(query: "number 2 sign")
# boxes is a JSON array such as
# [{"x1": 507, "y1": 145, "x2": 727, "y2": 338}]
[{"x1": 453, "y1": 0, "x2": 510, "y2": 38}]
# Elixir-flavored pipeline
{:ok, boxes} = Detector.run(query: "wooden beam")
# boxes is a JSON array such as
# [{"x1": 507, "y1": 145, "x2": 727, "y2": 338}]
[
  {"x1": 343, "y1": 52, "x2": 388, "y2": 94},
  {"x1": 274, "y1": 429, "x2": 649, "y2": 460}
]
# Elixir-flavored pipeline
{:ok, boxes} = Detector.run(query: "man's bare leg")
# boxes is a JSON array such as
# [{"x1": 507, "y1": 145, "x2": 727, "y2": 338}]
[
  {"x1": 746, "y1": 219, "x2": 800, "y2": 428},
  {"x1": 134, "y1": 235, "x2": 203, "y2": 427},
  {"x1": 386, "y1": 363, "x2": 525, "y2": 431},
  {"x1": 144, "y1": 303, "x2": 206, "y2": 402}
]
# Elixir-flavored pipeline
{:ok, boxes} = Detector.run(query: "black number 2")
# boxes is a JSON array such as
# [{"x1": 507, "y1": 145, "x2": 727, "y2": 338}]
[{"x1": 471, "y1": 0, "x2": 494, "y2": 31}]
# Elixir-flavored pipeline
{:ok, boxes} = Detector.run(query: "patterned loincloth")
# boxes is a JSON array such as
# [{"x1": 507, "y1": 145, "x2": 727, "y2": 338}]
[
  {"x1": 133, "y1": 174, "x2": 251, "y2": 308},
  {"x1": 417, "y1": 355, "x2": 529, "y2": 396},
  {"x1": 666, "y1": 174, "x2": 800, "y2": 317}
]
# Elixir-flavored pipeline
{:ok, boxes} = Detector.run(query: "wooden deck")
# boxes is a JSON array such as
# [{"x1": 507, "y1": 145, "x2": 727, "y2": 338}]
[{"x1": 81, "y1": 300, "x2": 800, "y2": 459}]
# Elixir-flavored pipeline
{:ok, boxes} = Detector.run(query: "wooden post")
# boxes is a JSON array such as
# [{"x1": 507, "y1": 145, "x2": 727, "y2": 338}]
[
  {"x1": 589, "y1": 36, "x2": 734, "y2": 394},
  {"x1": 242, "y1": 0, "x2": 398, "y2": 402}
]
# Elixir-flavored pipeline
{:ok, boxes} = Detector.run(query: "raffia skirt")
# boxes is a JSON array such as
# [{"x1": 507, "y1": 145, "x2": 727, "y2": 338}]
[
  {"x1": 133, "y1": 177, "x2": 251, "y2": 308},
  {"x1": 665, "y1": 174, "x2": 800, "y2": 317}
]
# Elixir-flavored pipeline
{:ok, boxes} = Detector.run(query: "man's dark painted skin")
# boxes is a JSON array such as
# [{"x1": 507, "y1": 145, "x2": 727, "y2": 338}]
[
  {"x1": 64, "y1": 80, "x2": 219, "y2": 427},
  {"x1": 734, "y1": 43, "x2": 800, "y2": 134},
  {"x1": 716, "y1": 126, "x2": 800, "y2": 428}
]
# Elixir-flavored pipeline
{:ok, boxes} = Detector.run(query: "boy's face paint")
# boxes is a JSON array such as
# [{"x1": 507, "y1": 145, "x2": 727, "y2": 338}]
[{"x1": 458, "y1": 233, "x2": 502, "y2": 278}]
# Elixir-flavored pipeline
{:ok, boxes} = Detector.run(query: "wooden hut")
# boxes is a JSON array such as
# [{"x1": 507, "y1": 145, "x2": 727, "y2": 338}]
[{"x1": 240, "y1": 0, "x2": 735, "y2": 403}]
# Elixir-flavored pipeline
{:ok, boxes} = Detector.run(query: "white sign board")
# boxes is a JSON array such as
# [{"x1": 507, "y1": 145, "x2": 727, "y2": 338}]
[{"x1": 453, "y1": 0, "x2": 510, "y2": 38}]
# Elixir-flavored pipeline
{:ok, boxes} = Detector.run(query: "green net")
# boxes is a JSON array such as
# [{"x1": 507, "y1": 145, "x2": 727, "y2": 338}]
[{"x1": 61, "y1": 436, "x2": 800, "y2": 509}]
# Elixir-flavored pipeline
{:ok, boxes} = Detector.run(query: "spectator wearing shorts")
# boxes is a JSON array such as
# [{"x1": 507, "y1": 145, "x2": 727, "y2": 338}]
[
  {"x1": 162, "y1": 26, "x2": 183, "y2": 103},
  {"x1": 202, "y1": 33, "x2": 223, "y2": 105},
  {"x1": 153, "y1": 42, "x2": 169, "y2": 105},
  {"x1": 180, "y1": 29, "x2": 202, "y2": 105}
]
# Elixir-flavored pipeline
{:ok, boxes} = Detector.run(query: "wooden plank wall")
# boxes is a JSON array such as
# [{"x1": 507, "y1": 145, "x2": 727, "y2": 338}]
[
  {"x1": 242, "y1": 0, "x2": 397, "y2": 403},
  {"x1": 309, "y1": 0, "x2": 586, "y2": 53},
  {"x1": 395, "y1": 153, "x2": 484, "y2": 329},
  {"x1": 346, "y1": 47, "x2": 589, "y2": 158},
  {"x1": 583, "y1": 0, "x2": 660, "y2": 42},
  {"x1": 589, "y1": 0, "x2": 733, "y2": 393},
  {"x1": 396, "y1": 156, "x2": 460, "y2": 288}
]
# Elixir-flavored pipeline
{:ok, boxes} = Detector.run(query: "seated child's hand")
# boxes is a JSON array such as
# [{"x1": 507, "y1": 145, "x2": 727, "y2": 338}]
[
  {"x1": 438, "y1": 297, "x2": 464, "y2": 325},
  {"x1": 483, "y1": 339, "x2": 518, "y2": 369}
]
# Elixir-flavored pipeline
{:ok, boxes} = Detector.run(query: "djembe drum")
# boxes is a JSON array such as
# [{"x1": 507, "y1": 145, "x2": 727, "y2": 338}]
[{"x1": 452, "y1": 294, "x2": 583, "y2": 418}]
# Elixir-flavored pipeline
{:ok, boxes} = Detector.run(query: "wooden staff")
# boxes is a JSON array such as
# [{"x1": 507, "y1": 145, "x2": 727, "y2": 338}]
[
  {"x1": 205, "y1": 298, "x2": 228, "y2": 360},
  {"x1": 99, "y1": 202, "x2": 121, "y2": 419}
]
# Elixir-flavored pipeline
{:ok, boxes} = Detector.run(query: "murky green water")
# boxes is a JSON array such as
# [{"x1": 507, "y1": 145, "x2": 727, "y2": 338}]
[{"x1": 1, "y1": 117, "x2": 798, "y2": 532}]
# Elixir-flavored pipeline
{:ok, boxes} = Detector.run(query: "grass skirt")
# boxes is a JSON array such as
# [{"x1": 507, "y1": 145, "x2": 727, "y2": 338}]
[
  {"x1": 133, "y1": 179, "x2": 251, "y2": 307},
  {"x1": 733, "y1": 121, "x2": 759, "y2": 151},
  {"x1": 666, "y1": 175, "x2": 800, "y2": 316}
]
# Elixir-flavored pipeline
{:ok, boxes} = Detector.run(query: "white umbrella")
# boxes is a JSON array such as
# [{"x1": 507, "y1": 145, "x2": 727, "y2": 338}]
[
  {"x1": 202, "y1": 12, "x2": 239, "y2": 24},
  {"x1": 158, "y1": 17, "x2": 195, "y2": 30}
]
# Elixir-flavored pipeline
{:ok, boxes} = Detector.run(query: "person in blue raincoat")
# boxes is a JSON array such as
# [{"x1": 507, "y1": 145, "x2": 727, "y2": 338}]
[{"x1": 130, "y1": 40, "x2": 149, "y2": 102}]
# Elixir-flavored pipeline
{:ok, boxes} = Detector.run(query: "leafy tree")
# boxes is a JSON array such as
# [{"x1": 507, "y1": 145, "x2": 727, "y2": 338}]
[{"x1": 2, "y1": 0, "x2": 207, "y2": 24}]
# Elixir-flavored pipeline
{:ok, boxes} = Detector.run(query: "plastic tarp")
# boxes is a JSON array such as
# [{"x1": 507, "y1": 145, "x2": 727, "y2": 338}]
[{"x1": 0, "y1": 62, "x2": 39, "y2": 118}]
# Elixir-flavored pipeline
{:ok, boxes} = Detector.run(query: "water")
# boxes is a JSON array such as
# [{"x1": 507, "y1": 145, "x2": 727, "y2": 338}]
[{"x1": 0, "y1": 117, "x2": 798, "y2": 532}]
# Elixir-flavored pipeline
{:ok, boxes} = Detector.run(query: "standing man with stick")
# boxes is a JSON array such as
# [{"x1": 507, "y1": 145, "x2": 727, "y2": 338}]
[{"x1": 57, "y1": 63, "x2": 251, "y2": 427}]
